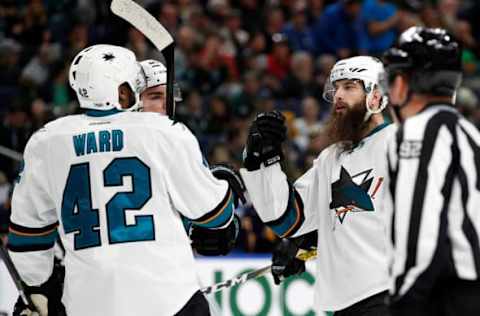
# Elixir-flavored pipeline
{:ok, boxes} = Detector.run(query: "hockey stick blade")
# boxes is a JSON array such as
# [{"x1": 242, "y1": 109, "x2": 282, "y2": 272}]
[
  {"x1": 201, "y1": 248, "x2": 317, "y2": 294},
  {"x1": 0, "y1": 238, "x2": 38, "y2": 312},
  {"x1": 110, "y1": 0, "x2": 173, "y2": 51}
]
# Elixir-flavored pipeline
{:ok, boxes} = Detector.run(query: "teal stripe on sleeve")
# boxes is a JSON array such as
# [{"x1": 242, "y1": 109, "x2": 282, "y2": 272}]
[
  {"x1": 265, "y1": 185, "x2": 305, "y2": 238},
  {"x1": 193, "y1": 195, "x2": 235, "y2": 229},
  {"x1": 268, "y1": 207, "x2": 299, "y2": 237},
  {"x1": 8, "y1": 229, "x2": 58, "y2": 248}
]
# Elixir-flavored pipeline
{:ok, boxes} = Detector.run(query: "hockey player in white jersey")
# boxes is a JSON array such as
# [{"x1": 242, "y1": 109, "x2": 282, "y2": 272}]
[
  {"x1": 139, "y1": 59, "x2": 182, "y2": 114},
  {"x1": 8, "y1": 44, "x2": 240, "y2": 316},
  {"x1": 240, "y1": 56, "x2": 395, "y2": 315},
  {"x1": 138, "y1": 58, "x2": 246, "y2": 252}
]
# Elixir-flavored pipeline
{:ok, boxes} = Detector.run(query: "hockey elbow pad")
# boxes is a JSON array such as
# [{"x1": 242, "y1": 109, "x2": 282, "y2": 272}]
[{"x1": 190, "y1": 214, "x2": 240, "y2": 256}]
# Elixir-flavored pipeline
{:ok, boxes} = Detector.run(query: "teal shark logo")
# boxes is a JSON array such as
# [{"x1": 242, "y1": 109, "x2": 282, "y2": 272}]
[{"x1": 330, "y1": 167, "x2": 378, "y2": 224}]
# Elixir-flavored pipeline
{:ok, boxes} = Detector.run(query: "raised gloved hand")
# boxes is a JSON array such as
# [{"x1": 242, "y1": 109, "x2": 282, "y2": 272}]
[
  {"x1": 13, "y1": 284, "x2": 48, "y2": 316},
  {"x1": 243, "y1": 111, "x2": 287, "y2": 171},
  {"x1": 271, "y1": 231, "x2": 317, "y2": 285},
  {"x1": 190, "y1": 214, "x2": 240, "y2": 256}
]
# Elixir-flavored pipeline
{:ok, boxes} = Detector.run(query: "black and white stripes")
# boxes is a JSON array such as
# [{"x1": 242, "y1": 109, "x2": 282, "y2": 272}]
[{"x1": 389, "y1": 104, "x2": 480, "y2": 300}]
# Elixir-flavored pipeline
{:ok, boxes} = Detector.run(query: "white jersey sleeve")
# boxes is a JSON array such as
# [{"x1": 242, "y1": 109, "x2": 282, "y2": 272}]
[
  {"x1": 8, "y1": 129, "x2": 58, "y2": 286},
  {"x1": 162, "y1": 124, "x2": 234, "y2": 228},
  {"x1": 240, "y1": 160, "x2": 323, "y2": 238}
]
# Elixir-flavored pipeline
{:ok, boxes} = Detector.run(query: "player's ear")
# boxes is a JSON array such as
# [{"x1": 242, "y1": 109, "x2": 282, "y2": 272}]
[
  {"x1": 369, "y1": 89, "x2": 382, "y2": 110},
  {"x1": 118, "y1": 83, "x2": 135, "y2": 109}
]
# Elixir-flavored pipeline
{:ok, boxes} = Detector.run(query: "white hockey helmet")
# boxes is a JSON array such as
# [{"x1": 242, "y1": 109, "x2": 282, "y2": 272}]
[
  {"x1": 140, "y1": 59, "x2": 167, "y2": 88},
  {"x1": 323, "y1": 56, "x2": 389, "y2": 119},
  {"x1": 69, "y1": 44, "x2": 146, "y2": 111},
  {"x1": 139, "y1": 59, "x2": 182, "y2": 102}
]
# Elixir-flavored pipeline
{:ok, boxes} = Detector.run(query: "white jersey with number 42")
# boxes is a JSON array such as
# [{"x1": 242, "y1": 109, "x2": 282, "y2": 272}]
[{"x1": 8, "y1": 111, "x2": 233, "y2": 316}]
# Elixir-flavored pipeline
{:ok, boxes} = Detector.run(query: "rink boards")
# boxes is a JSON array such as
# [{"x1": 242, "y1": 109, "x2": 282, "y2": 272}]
[{"x1": 1, "y1": 255, "x2": 322, "y2": 316}]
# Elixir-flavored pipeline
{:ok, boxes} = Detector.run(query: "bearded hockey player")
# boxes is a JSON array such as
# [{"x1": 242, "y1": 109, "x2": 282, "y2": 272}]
[{"x1": 241, "y1": 56, "x2": 395, "y2": 315}]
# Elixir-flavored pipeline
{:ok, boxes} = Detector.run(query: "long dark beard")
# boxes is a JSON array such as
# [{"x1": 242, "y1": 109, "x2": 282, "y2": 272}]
[{"x1": 323, "y1": 100, "x2": 368, "y2": 152}]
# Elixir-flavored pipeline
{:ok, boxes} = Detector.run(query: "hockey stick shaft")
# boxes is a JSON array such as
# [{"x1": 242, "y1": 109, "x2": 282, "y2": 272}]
[
  {"x1": 201, "y1": 249, "x2": 317, "y2": 294},
  {"x1": 110, "y1": 0, "x2": 176, "y2": 119},
  {"x1": 0, "y1": 238, "x2": 37, "y2": 310}
]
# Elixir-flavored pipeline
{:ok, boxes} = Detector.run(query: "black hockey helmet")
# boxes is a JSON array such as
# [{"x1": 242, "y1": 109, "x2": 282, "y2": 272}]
[{"x1": 383, "y1": 26, "x2": 462, "y2": 97}]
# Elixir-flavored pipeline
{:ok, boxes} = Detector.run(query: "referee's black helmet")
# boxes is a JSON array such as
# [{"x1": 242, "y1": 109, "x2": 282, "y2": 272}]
[{"x1": 383, "y1": 26, "x2": 462, "y2": 97}]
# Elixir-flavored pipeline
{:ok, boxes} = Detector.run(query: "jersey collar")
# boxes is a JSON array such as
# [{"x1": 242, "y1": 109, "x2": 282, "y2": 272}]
[
  {"x1": 350, "y1": 122, "x2": 390, "y2": 151},
  {"x1": 364, "y1": 122, "x2": 390, "y2": 139},
  {"x1": 85, "y1": 108, "x2": 123, "y2": 117}
]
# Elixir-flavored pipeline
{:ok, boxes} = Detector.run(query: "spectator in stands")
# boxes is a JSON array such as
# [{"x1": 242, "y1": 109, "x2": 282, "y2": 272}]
[
  {"x1": 361, "y1": 0, "x2": 399, "y2": 56},
  {"x1": 0, "y1": 39, "x2": 22, "y2": 111},
  {"x1": 263, "y1": 6, "x2": 286, "y2": 52},
  {"x1": 157, "y1": 1, "x2": 180, "y2": 36},
  {"x1": 126, "y1": 27, "x2": 163, "y2": 61},
  {"x1": 175, "y1": 25, "x2": 198, "y2": 83},
  {"x1": 0, "y1": 105, "x2": 30, "y2": 181},
  {"x1": 177, "y1": 90, "x2": 207, "y2": 138},
  {"x1": 41, "y1": 62, "x2": 74, "y2": 117},
  {"x1": 66, "y1": 23, "x2": 90, "y2": 59},
  {"x1": 220, "y1": 9, "x2": 249, "y2": 62},
  {"x1": 264, "y1": 33, "x2": 291, "y2": 81},
  {"x1": 281, "y1": 4, "x2": 316, "y2": 54},
  {"x1": 293, "y1": 96, "x2": 324, "y2": 152},
  {"x1": 21, "y1": 33, "x2": 61, "y2": 87},
  {"x1": 206, "y1": 95, "x2": 231, "y2": 136},
  {"x1": 29, "y1": 98, "x2": 54, "y2": 132},
  {"x1": 243, "y1": 31, "x2": 267, "y2": 71},
  {"x1": 313, "y1": 0, "x2": 366, "y2": 58},
  {"x1": 282, "y1": 51, "x2": 323, "y2": 102}
]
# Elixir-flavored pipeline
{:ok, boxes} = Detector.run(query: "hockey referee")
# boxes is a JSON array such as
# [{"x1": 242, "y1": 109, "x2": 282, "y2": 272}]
[{"x1": 383, "y1": 26, "x2": 480, "y2": 315}]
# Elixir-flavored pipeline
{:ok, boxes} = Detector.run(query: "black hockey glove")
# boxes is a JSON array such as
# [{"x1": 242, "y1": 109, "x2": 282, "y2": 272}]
[
  {"x1": 190, "y1": 214, "x2": 240, "y2": 256},
  {"x1": 271, "y1": 231, "x2": 317, "y2": 285},
  {"x1": 243, "y1": 110, "x2": 287, "y2": 171},
  {"x1": 13, "y1": 283, "x2": 48, "y2": 316},
  {"x1": 210, "y1": 163, "x2": 246, "y2": 206}
]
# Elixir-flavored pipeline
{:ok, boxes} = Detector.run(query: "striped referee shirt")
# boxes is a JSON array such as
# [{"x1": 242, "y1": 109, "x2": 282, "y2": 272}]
[{"x1": 387, "y1": 103, "x2": 480, "y2": 300}]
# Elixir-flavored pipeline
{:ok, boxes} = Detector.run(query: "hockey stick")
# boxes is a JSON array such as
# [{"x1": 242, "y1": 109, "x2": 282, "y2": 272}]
[
  {"x1": 110, "y1": 0, "x2": 176, "y2": 119},
  {"x1": 201, "y1": 248, "x2": 317, "y2": 294},
  {"x1": 110, "y1": 0, "x2": 173, "y2": 50},
  {"x1": 0, "y1": 237, "x2": 38, "y2": 312}
]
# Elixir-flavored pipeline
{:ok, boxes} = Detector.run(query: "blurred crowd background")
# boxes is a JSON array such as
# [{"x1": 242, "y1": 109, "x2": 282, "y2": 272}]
[{"x1": 0, "y1": 0, "x2": 479, "y2": 253}]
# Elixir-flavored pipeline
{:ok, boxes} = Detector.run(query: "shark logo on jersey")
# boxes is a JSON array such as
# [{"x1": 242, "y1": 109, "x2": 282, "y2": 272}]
[{"x1": 330, "y1": 167, "x2": 384, "y2": 224}]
